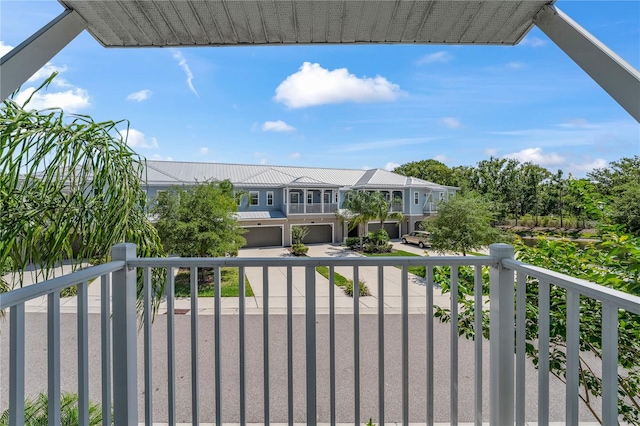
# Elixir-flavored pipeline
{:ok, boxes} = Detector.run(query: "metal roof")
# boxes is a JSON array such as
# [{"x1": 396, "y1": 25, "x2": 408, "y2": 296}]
[
  {"x1": 236, "y1": 211, "x2": 286, "y2": 219},
  {"x1": 57, "y1": 0, "x2": 552, "y2": 47},
  {"x1": 144, "y1": 160, "x2": 449, "y2": 189}
]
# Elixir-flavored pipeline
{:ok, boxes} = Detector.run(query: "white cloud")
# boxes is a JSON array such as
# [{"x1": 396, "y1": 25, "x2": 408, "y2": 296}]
[
  {"x1": 274, "y1": 62, "x2": 403, "y2": 108},
  {"x1": 434, "y1": 154, "x2": 450, "y2": 163},
  {"x1": 259, "y1": 158, "x2": 268, "y2": 165},
  {"x1": 339, "y1": 137, "x2": 437, "y2": 153},
  {"x1": 385, "y1": 162, "x2": 400, "y2": 171},
  {"x1": 503, "y1": 147, "x2": 565, "y2": 166},
  {"x1": 484, "y1": 148, "x2": 499, "y2": 157},
  {"x1": 127, "y1": 89, "x2": 152, "y2": 102},
  {"x1": 506, "y1": 62, "x2": 526, "y2": 70},
  {"x1": 441, "y1": 117, "x2": 461, "y2": 129},
  {"x1": 558, "y1": 118, "x2": 591, "y2": 128},
  {"x1": 27, "y1": 63, "x2": 68, "y2": 84},
  {"x1": 199, "y1": 147, "x2": 209, "y2": 154},
  {"x1": 520, "y1": 36, "x2": 547, "y2": 48},
  {"x1": 0, "y1": 41, "x2": 12, "y2": 56},
  {"x1": 14, "y1": 86, "x2": 90, "y2": 112},
  {"x1": 120, "y1": 128, "x2": 159, "y2": 149},
  {"x1": 262, "y1": 120, "x2": 296, "y2": 132},
  {"x1": 417, "y1": 51, "x2": 453, "y2": 65},
  {"x1": 171, "y1": 49, "x2": 198, "y2": 96},
  {"x1": 150, "y1": 154, "x2": 174, "y2": 161},
  {"x1": 567, "y1": 158, "x2": 608, "y2": 175},
  {"x1": 289, "y1": 152, "x2": 301, "y2": 159}
]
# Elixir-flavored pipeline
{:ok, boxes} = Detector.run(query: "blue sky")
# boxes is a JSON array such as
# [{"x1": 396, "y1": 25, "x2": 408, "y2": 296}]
[{"x1": 1, "y1": 1, "x2": 639, "y2": 177}]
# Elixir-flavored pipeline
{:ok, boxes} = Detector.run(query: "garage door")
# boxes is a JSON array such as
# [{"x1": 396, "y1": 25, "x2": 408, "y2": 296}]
[
  {"x1": 243, "y1": 226, "x2": 282, "y2": 248},
  {"x1": 304, "y1": 225, "x2": 333, "y2": 244},
  {"x1": 368, "y1": 222, "x2": 400, "y2": 239}
]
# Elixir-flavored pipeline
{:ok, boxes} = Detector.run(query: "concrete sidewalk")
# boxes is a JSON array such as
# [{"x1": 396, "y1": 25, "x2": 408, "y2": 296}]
[{"x1": 13, "y1": 243, "x2": 455, "y2": 315}]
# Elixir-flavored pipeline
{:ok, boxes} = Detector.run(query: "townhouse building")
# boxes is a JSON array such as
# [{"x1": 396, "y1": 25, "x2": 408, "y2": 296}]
[{"x1": 144, "y1": 160, "x2": 457, "y2": 247}]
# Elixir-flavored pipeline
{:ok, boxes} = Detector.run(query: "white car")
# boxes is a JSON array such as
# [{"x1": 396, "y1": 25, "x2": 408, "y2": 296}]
[{"x1": 401, "y1": 231, "x2": 431, "y2": 248}]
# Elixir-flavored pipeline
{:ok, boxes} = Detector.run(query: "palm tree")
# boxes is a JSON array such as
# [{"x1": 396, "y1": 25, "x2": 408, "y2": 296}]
[
  {"x1": 337, "y1": 190, "x2": 404, "y2": 250},
  {"x1": 1, "y1": 74, "x2": 165, "y2": 311},
  {"x1": 370, "y1": 192, "x2": 405, "y2": 231}
]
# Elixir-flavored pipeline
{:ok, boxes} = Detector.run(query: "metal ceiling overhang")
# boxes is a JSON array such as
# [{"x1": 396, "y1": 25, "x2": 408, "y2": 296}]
[{"x1": 57, "y1": 0, "x2": 554, "y2": 47}]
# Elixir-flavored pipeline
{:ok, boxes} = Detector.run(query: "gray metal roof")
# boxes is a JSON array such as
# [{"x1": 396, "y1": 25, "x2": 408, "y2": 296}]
[
  {"x1": 236, "y1": 211, "x2": 286, "y2": 219},
  {"x1": 58, "y1": 0, "x2": 552, "y2": 47},
  {"x1": 144, "y1": 160, "x2": 449, "y2": 189}
]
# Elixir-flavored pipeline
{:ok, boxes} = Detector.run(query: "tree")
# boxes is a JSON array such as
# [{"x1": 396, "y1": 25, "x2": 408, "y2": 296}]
[
  {"x1": 370, "y1": 192, "x2": 405, "y2": 228},
  {"x1": 0, "y1": 75, "x2": 164, "y2": 291},
  {"x1": 152, "y1": 181, "x2": 246, "y2": 258},
  {"x1": 291, "y1": 225, "x2": 309, "y2": 245},
  {"x1": 424, "y1": 192, "x2": 504, "y2": 255},
  {"x1": 434, "y1": 231, "x2": 640, "y2": 424},
  {"x1": 393, "y1": 159, "x2": 458, "y2": 186},
  {"x1": 336, "y1": 191, "x2": 378, "y2": 250}
]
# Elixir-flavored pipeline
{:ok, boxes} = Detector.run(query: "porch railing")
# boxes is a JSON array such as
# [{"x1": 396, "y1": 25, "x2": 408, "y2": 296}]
[
  {"x1": 287, "y1": 203, "x2": 338, "y2": 214},
  {"x1": 2, "y1": 243, "x2": 639, "y2": 424}
]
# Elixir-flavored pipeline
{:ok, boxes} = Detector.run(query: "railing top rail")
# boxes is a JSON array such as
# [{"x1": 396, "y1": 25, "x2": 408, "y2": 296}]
[
  {"x1": 0, "y1": 261, "x2": 125, "y2": 310},
  {"x1": 502, "y1": 258, "x2": 640, "y2": 315},
  {"x1": 129, "y1": 255, "x2": 494, "y2": 268}
]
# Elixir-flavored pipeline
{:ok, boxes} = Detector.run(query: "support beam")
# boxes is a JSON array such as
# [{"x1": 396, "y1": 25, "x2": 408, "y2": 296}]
[
  {"x1": 535, "y1": 5, "x2": 640, "y2": 123},
  {"x1": 0, "y1": 9, "x2": 86, "y2": 100}
]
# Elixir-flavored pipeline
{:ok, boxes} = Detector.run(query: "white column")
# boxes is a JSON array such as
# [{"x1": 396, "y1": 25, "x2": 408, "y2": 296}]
[{"x1": 303, "y1": 188, "x2": 307, "y2": 214}]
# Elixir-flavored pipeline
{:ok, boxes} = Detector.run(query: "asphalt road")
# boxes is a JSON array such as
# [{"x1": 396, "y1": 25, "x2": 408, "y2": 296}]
[{"x1": 1, "y1": 313, "x2": 600, "y2": 423}]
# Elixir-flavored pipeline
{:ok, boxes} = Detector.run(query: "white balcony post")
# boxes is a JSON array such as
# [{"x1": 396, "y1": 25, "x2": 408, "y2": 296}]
[
  {"x1": 111, "y1": 243, "x2": 138, "y2": 424},
  {"x1": 489, "y1": 243, "x2": 515, "y2": 425}
]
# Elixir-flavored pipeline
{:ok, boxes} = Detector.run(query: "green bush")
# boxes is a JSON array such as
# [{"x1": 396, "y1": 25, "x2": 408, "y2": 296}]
[
  {"x1": 363, "y1": 229, "x2": 392, "y2": 253},
  {"x1": 343, "y1": 279, "x2": 370, "y2": 297},
  {"x1": 0, "y1": 392, "x2": 104, "y2": 425},
  {"x1": 291, "y1": 243, "x2": 309, "y2": 256},
  {"x1": 364, "y1": 242, "x2": 393, "y2": 253},
  {"x1": 345, "y1": 236, "x2": 364, "y2": 249}
]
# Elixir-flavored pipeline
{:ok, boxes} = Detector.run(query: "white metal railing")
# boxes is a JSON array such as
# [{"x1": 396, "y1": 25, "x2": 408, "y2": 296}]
[
  {"x1": 423, "y1": 201, "x2": 438, "y2": 213},
  {"x1": 286, "y1": 203, "x2": 338, "y2": 214},
  {"x1": 2, "y1": 243, "x2": 639, "y2": 424}
]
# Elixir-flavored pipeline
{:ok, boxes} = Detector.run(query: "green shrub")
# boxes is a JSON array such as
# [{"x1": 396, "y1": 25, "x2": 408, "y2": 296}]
[
  {"x1": 0, "y1": 392, "x2": 104, "y2": 425},
  {"x1": 343, "y1": 279, "x2": 370, "y2": 297},
  {"x1": 346, "y1": 236, "x2": 364, "y2": 249},
  {"x1": 364, "y1": 242, "x2": 393, "y2": 253},
  {"x1": 291, "y1": 243, "x2": 309, "y2": 256}
]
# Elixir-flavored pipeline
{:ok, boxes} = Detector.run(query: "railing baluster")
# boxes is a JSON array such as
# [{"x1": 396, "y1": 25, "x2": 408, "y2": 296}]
[
  {"x1": 214, "y1": 266, "x2": 222, "y2": 426},
  {"x1": 167, "y1": 267, "x2": 176, "y2": 426},
  {"x1": 191, "y1": 267, "x2": 200, "y2": 425},
  {"x1": 538, "y1": 279, "x2": 550, "y2": 426},
  {"x1": 143, "y1": 267, "x2": 153, "y2": 426},
  {"x1": 473, "y1": 265, "x2": 483, "y2": 426},
  {"x1": 402, "y1": 265, "x2": 409, "y2": 426},
  {"x1": 426, "y1": 266, "x2": 434, "y2": 426},
  {"x1": 263, "y1": 266, "x2": 270, "y2": 424},
  {"x1": 305, "y1": 265, "x2": 317, "y2": 425},
  {"x1": 239, "y1": 266, "x2": 246, "y2": 426},
  {"x1": 287, "y1": 266, "x2": 294, "y2": 426},
  {"x1": 9, "y1": 303, "x2": 26, "y2": 426},
  {"x1": 566, "y1": 288, "x2": 580, "y2": 426},
  {"x1": 100, "y1": 275, "x2": 111, "y2": 426},
  {"x1": 515, "y1": 272, "x2": 526, "y2": 426},
  {"x1": 378, "y1": 265, "x2": 385, "y2": 426},
  {"x1": 48, "y1": 291, "x2": 61, "y2": 426},
  {"x1": 602, "y1": 302, "x2": 619, "y2": 425},
  {"x1": 354, "y1": 265, "x2": 361, "y2": 426},
  {"x1": 78, "y1": 280, "x2": 89, "y2": 426},
  {"x1": 329, "y1": 265, "x2": 336, "y2": 426},
  {"x1": 450, "y1": 266, "x2": 458, "y2": 426}
]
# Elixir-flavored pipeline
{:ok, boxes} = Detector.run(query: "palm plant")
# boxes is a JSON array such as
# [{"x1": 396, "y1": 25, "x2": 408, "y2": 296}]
[
  {"x1": 336, "y1": 191, "x2": 382, "y2": 250},
  {"x1": 0, "y1": 392, "x2": 104, "y2": 425},
  {"x1": 371, "y1": 192, "x2": 404, "y2": 229},
  {"x1": 1, "y1": 74, "x2": 165, "y2": 312}
]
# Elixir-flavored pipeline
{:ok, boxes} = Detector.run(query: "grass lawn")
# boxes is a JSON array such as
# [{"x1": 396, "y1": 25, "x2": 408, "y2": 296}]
[
  {"x1": 363, "y1": 250, "x2": 426, "y2": 278},
  {"x1": 174, "y1": 267, "x2": 253, "y2": 297},
  {"x1": 315, "y1": 266, "x2": 370, "y2": 297}
]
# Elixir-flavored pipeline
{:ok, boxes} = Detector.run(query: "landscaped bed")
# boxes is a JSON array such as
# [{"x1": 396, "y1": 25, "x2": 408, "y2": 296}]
[
  {"x1": 315, "y1": 265, "x2": 370, "y2": 297},
  {"x1": 174, "y1": 267, "x2": 253, "y2": 297}
]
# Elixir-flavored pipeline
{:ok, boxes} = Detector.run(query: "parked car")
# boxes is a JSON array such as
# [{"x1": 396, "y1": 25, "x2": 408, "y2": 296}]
[{"x1": 401, "y1": 231, "x2": 431, "y2": 248}]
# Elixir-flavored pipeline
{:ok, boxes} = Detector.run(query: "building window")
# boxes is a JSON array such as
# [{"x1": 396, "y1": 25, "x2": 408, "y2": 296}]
[
  {"x1": 307, "y1": 192, "x2": 313, "y2": 204},
  {"x1": 250, "y1": 191, "x2": 259, "y2": 206},
  {"x1": 323, "y1": 191, "x2": 331, "y2": 204},
  {"x1": 335, "y1": 192, "x2": 339, "y2": 203},
  {"x1": 290, "y1": 192, "x2": 299, "y2": 203},
  {"x1": 439, "y1": 192, "x2": 445, "y2": 200},
  {"x1": 267, "y1": 191, "x2": 274, "y2": 206},
  {"x1": 414, "y1": 192, "x2": 419, "y2": 205}
]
